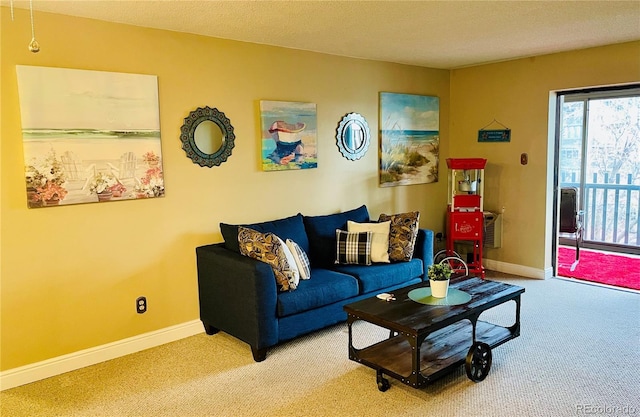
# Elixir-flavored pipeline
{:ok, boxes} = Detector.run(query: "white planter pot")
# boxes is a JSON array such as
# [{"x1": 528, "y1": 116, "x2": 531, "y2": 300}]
[{"x1": 429, "y1": 279, "x2": 450, "y2": 298}]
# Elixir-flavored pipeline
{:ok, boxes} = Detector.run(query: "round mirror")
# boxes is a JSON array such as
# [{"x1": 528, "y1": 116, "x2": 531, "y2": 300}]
[
  {"x1": 194, "y1": 120, "x2": 224, "y2": 154},
  {"x1": 180, "y1": 106, "x2": 235, "y2": 167},
  {"x1": 336, "y1": 113, "x2": 370, "y2": 160}
]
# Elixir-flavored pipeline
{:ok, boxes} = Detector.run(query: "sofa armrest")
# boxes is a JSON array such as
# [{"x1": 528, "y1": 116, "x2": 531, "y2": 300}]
[
  {"x1": 414, "y1": 229, "x2": 434, "y2": 277},
  {"x1": 196, "y1": 243, "x2": 279, "y2": 352}
]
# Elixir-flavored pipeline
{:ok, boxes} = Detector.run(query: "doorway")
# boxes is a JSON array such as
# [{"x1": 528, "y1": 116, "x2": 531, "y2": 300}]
[
  {"x1": 553, "y1": 85, "x2": 640, "y2": 288},
  {"x1": 556, "y1": 86, "x2": 640, "y2": 253}
]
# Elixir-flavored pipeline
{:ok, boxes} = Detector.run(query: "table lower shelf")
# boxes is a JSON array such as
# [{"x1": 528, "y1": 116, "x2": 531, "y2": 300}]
[{"x1": 350, "y1": 320, "x2": 517, "y2": 387}]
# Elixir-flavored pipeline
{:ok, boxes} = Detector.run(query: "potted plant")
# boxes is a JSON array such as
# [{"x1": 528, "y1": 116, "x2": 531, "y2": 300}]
[
  {"x1": 89, "y1": 172, "x2": 117, "y2": 201},
  {"x1": 142, "y1": 151, "x2": 160, "y2": 167},
  {"x1": 134, "y1": 167, "x2": 164, "y2": 198},
  {"x1": 24, "y1": 150, "x2": 68, "y2": 207},
  {"x1": 427, "y1": 263, "x2": 452, "y2": 298},
  {"x1": 108, "y1": 182, "x2": 127, "y2": 198}
]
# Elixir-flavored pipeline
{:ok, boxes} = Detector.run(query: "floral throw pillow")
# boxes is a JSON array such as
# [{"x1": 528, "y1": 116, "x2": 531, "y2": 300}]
[
  {"x1": 378, "y1": 211, "x2": 420, "y2": 262},
  {"x1": 237, "y1": 226, "x2": 297, "y2": 292}
]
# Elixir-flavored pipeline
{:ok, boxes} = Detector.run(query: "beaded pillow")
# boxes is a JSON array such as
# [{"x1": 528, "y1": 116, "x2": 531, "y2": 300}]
[
  {"x1": 238, "y1": 226, "x2": 298, "y2": 291},
  {"x1": 378, "y1": 211, "x2": 420, "y2": 262}
]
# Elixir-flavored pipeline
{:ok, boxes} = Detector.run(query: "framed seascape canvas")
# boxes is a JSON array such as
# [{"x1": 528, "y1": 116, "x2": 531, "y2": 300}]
[
  {"x1": 260, "y1": 100, "x2": 317, "y2": 171},
  {"x1": 379, "y1": 92, "x2": 440, "y2": 187},
  {"x1": 16, "y1": 65, "x2": 164, "y2": 208}
]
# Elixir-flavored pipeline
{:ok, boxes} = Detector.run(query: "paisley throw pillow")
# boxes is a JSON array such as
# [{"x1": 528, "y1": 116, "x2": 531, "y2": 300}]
[
  {"x1": 238, "y1": 226, "x2": 297, "y2": 291},
  {"x1": 378, "y1": 211, "x2": 420, "y2": 262}
]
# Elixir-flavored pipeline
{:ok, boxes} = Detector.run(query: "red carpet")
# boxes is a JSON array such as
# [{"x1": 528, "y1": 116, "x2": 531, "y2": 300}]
[{"x1": 558, "y1": 246, "x2": 640, "y2": 290}]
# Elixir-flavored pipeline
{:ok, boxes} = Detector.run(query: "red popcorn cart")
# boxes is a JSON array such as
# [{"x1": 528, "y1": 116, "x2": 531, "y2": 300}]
[{"x1": 436, "y1": 158, "x2": 487, "y2": 278}]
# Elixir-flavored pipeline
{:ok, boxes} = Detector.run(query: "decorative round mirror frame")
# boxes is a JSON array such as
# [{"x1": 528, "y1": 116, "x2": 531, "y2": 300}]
[
  {"x1": 336, "y1": 112, "x2": 371, "y2": 161},
  {"x1": 180, "y1": 106, "x2": 235, "y2": 167}
]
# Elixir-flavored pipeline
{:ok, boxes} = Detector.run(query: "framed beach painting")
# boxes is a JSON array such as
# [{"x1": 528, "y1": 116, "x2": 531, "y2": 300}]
[
  {"x1": 16, "y1": 66, "x2": 164, "y2": 208},
  {"x1": 259, "y1": 100, "x2": 317, "y2": 171},
  {"x1": 379, "y1": 92, "x2": 440, "y2": 187}
]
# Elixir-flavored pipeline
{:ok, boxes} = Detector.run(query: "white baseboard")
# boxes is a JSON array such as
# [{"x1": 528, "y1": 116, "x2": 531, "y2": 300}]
[
  {"x1": 484, "y1": 258, "x2": 548, "y2": 279},
  {"x1": 0, "y1": 319, "x2": 203, "y2": 391}
]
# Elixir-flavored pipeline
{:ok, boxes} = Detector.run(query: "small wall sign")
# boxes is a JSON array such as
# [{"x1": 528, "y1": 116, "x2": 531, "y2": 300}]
[{"x1": 478, "y1": 129, "x2": 511, "y2": 142}]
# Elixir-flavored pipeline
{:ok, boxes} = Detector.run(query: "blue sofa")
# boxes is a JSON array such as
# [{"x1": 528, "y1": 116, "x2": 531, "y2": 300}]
[{"x1": 196, "y1": 205, "x2": 434, "y2": 361}]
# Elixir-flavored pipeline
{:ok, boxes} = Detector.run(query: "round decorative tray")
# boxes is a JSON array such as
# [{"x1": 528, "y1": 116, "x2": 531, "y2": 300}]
[{"x1": 408, "y1": 287, "x2": 472, "y2": 306}]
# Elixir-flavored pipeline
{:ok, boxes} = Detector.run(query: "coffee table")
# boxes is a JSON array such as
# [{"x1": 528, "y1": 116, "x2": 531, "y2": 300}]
[{"x1": 343, "y1": 276, "x2": 524, "y2": 391}]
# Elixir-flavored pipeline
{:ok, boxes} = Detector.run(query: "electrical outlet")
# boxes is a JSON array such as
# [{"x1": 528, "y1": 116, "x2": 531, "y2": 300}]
[{"x1": 136, "y1": 296, "x2": 147, "y2": 314}]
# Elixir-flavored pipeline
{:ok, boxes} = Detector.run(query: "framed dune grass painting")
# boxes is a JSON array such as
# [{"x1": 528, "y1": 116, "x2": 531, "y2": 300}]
[
  {"x1": 260, "y1": 100, "x2": 318, "y2": 171},
  {"x1": 16, "y1": 66, "x2": 164, "y2": 208},
  {"x1": 379, "y1": 92, "x2": 440, "y2": 187}
]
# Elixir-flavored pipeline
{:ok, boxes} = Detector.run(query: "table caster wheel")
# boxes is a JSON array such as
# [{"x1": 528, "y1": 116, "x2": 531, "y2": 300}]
[
  {"x1": 376, "y1": 371, "x2": 390, "y2": 392},
  {"x1": 377, "y1": 378, "x2": 390, "y2": 392},
  {"x1": 465, "y1": 342, "x2": 492, "y2": 382}
]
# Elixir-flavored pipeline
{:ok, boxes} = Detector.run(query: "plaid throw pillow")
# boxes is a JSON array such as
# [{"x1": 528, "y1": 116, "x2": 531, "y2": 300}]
[
  {"x1": 335, "y1": 230, "x2": 372, "y2": 265},
  {"x1": 286, "y1": 239, "x2": 311, "y2": 280}
]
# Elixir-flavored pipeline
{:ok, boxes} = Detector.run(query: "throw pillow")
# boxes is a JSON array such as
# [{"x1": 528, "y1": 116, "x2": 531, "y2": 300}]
[
  {"x1": 347, "y1": 220, "x2": 391, "y2": 263},
  {"x1": 275, "y1": 236, "x2": 300, "y2": 288},
  {"x1": 378, "y1": 211, "x2": 420, "y2": 262},
  {"x1": 237, "y1": 226, "x2": 298, "y2": 292},
  {"x1": 335, "y1": 229, "x2": 372, "y2": 265},
  {"x1": 286, "y1": 239, "x2": 311, "y2": 280}
]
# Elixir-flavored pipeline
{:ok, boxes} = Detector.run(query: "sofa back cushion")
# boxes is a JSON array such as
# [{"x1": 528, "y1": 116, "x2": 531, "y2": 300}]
[
  {"x1": 303, "y1": 205, "x2": 370, "y2": 267},
  {"x1": 221, "y1": 213, "x2": 310, "y2": 254}
]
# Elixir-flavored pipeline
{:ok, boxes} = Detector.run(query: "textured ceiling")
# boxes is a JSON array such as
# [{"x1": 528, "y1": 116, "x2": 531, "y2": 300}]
[{"x1": 5, "y1": 0, "x2": 640, "y2": 69}]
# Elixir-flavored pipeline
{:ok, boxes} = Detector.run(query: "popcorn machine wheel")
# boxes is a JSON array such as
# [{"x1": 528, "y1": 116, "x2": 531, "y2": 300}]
[{"x1": 434, "y1": 158, "x2": 488, "y2": 278}]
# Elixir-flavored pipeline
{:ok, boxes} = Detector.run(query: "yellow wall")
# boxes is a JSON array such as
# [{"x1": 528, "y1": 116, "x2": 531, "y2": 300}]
[
  {"x1": 450, "y1": 41, "x2": 640, "y2": 271},
  {"x1": 0, "y1": 9, "x2": 450, "y2": 370},
  {"x1": 2, "y1": 7, "x2": 638, "y2": 373}
]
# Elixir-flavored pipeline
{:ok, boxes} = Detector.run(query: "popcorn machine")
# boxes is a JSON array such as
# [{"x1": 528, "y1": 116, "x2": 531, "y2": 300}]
[{"x1": 444, "y1": 158, "x2": 487, "y2": 278}]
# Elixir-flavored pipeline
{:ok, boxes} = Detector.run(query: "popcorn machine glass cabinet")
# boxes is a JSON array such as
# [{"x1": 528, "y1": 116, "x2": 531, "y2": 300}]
[{"x1": 446, "y1": 158, "x2": 487, "y2": 212}]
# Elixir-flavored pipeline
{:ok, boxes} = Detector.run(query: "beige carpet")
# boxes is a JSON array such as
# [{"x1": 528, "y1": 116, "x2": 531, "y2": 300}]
[{"x1": 2, "y1": 273, "x2": 639, "y2": 417}]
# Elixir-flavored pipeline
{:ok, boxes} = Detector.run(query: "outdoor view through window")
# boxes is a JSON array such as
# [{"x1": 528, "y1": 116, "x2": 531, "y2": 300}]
[{"x1": 558, "y1": 87, "x2": 640, "y2": 253}]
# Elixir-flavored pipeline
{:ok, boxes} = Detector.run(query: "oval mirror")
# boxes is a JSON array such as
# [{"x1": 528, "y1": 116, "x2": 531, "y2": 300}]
[
  {"x1": 180, "y1": 106, "x2": 235, "y2": 167},
  {"x1": 336, "y1": 113, "x2": 370, "y2": 160}
]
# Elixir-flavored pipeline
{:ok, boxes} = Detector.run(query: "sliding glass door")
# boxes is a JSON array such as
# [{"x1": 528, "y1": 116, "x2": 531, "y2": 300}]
[{"x1": 557, "y1": 86, "x2": 640, "y2": 254}]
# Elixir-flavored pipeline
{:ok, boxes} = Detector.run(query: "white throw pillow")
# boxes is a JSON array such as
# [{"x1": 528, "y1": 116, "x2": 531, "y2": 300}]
[
  {"x1": 286, "y1": 239, "x2": 311, "y2": 279},
  {"x1": 275, "y1": 236, "x2": 300, "y2": 288},
  {"x1": 347, "y1": 220, "x2": 391, "y2": 263}
]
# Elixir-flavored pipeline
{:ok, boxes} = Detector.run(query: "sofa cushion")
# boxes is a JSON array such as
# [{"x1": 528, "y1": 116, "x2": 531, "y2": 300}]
[
  {"x1": 303, "y1": 205, "x2": 370, "y2": 267},
  {"x1": 347, "y1": 220, "x2": 391, "y2": 263},
  {"x1": 276, "y1": 268, "x2": 359, "y2": 317},
  {"x1": 332, "y1": 258, "x2": 423, "y2": 294},
  {"x1": 237, "y1": 227, "x2": 298, "y2": 292},
  {"x1": 335, "y1": 230, "x2": 372, "y2": 265},
  {"x1": 378, "y1": 211, "x2": 420, "y2": 262},
  {"x1": 221, "y1": 213, "x2": 310, "y2": 254}
]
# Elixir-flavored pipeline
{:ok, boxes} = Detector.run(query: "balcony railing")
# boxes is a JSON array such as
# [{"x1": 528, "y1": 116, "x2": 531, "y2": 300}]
[{"x1": 560, "y1": 172, "x2": 640, "y2": 248}]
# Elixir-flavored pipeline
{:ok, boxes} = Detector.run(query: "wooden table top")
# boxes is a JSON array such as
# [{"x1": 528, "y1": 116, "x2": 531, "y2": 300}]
[{"x1": 344, "y1": 276, "x2": 525, "y2": 336}]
